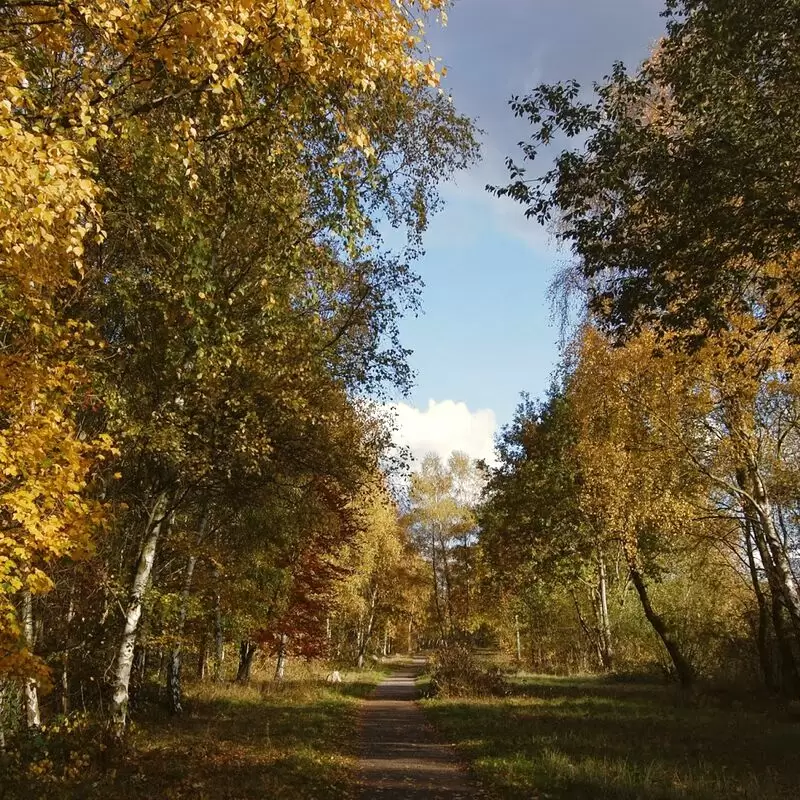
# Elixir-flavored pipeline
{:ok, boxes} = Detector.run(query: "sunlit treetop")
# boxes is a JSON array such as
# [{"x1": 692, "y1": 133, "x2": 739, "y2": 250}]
[{"x1": 4, "y1": 1, "x2": 447, "y2": 120}]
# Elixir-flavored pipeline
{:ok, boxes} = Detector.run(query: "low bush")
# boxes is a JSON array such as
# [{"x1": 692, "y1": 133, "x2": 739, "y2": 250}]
[
  {"x1": 428, "y1": 645, "x2": 508, "y2": 698},
  {"x1": 0, "y1": 713, "x2": 106, "y2": 798}
]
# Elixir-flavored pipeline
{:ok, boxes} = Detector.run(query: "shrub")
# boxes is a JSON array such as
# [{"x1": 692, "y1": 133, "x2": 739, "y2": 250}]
[{"x1": 428, "y1": 645, "x2": 508, "y2": 698}]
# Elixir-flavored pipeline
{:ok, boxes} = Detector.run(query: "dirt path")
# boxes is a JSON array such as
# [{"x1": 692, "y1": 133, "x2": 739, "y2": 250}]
[{"x1": 357, "y1": 659, "x2": 480, "y2": 799}]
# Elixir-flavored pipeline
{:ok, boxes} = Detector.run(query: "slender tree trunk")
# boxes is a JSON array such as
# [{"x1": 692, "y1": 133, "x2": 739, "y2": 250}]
[
  {"x1": 749, "y1": 467, "x2": 800, "y2": 637},
  {"x1": 776, "y1": 503, "x2": 794, "y2": 551},
  {"x1": 61, "y1": 587, "x2": 75, "y2": 715},
  {"x1": 197, "y1": 632, "x2": 207, "y2": 680},
  {"x1": 771, "y1": 590, "x2": 800, "y2": 694},
  {"x1": 462, "y1": 533, "x2": 472, "y2": 627},
  {"x1": 236, "y1": 641, "x2": 256, "y2": 683},
  {"x1": 571, "y1": 589, "x2": 601, "y2": 664},
  {"x1": 356, "y1": 586, "x2": 378, "y2": 668},
  {"x1": 745, "y1": 520, "x2": 776, "y2": 690},
  {"x1": 166, "y1": 511, "x2": 209, "y2": 711},
  {"x1": 0, "y1": 682, "x2": 8, "y2": 748},
  {"x1": 528, "y1": 604, "x2": 539, "y2": 670},
  {"x1": 750, "y1": 510, "x2": 800, "y2": 693},
  {"x1": 736, "y1": 468, "x2": 800, "y2": 692},
  {"x1": 274, "y1": 635, "x2": 288, "y2": 681},
  {"x1": 438, "y1": 530, "x2": 456, "y2": 636},
  {"x1": 407, "y1": 615, "x2": 413, "y2": 654},
  {"x1": 109, "y1": 491, "x2": 169, "y2": 737},
  {"x1": 514, "y1": 614, "x2": 522, "y2": 663},
  {"x1": 629, "y1": 567, "x2": 694, "y2": 687},
  {"x1": 597, "y1": 551, "x2": 614, "y2": 670},
  {"x1": 166, "y1": 554, "x2": 197, "y2": 714},
  {"x1": 430, "y1": 534, "x2": 446, "y2": 643},
  {"x1": 213, "y1": 567, "x2": 225, "y2": 682},
  {"x1": 22, "y1": 590, "x2": 40, "y2": 728},
  {"x1": 136, "y1": 646, "x2": 148, "y2": 685},
  {"x1": 356, "y1": 612, "x2": 364, "y2": 660}
]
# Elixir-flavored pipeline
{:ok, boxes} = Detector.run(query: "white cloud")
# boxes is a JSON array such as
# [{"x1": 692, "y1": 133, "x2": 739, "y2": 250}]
[{"x1": 388, "y1": 399, "x2": 498, "y2": 467}]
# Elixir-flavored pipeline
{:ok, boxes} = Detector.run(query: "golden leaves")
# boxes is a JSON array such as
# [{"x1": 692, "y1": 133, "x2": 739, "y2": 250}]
[
  {"x1": 0, "y1": 0, "x2": 450, "y2": 672},
  {"x1": 568, "y1": 327, "x2": 707, "y2": 560}
]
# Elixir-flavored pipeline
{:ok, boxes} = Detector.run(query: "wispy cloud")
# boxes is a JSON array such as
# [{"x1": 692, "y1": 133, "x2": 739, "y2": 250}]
[{"x1": 424, "y1": 0, "x2": 665, "y2": 253}]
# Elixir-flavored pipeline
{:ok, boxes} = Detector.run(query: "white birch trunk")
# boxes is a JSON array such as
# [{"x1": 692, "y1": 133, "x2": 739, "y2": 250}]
[
  {"x1": 597, "y1": 551, "x2": 614, "y2": 670},
  {"x1": 22, "y1": 589, "x2": 40, "y2": 728},
  {"x1": 109, "y1": 492, "x2": 168, "y2": 736},
  {"x1": 61, "y1": 589, "x2": 75, "y2": 715},
  {"x1": 166, "y1": 553, "x2": 198, "y2": 714},
  {"x1": 274, "y1": 635, "x2": 288, "y2": 681},
  {"x1": 744, "y1": 464, "x2": 800, "y2": 637}
]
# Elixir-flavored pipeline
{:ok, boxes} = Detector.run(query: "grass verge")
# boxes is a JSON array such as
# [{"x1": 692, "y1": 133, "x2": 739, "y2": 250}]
[
  {"x1": 421, "y1": 674, "x2": 800, "y2": 799},
  {"x1": 2, "y1": 664, "x2": 387, "y2": 800}
]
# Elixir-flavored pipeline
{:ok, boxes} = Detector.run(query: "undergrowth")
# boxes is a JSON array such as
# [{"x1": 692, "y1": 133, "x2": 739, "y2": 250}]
[
  {"x1": 427, "y1": 644, "x2": 508, "y2": 698},
  {"x1": 1, "y1": 662, "x2": 385, "y2": 800}
]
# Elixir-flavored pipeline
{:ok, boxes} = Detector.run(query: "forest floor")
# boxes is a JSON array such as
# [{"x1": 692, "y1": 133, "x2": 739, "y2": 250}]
[
  {"x1": 421, "y1": 673, "x2": 800, "y2": 800},
  {"x1": 2, "y1": 665, "x2": 386, "y2": 800},
  {"x1": 9, "y1": 664, "x2": 800, "y2": 799}
]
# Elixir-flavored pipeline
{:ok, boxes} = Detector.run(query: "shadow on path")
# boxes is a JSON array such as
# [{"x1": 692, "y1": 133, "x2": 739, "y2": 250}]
[{"x1": 358, "y1": 658, "x2": 480, "y2": 799}]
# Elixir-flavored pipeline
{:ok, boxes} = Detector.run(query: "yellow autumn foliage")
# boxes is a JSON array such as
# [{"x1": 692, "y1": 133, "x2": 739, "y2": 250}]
[{"x1": 0, "y1": 0, "x2": 450, "y2": 671}]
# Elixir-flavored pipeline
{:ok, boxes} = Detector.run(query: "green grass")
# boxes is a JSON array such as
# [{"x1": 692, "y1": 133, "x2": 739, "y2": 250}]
[
  {"x1": 422, "y1": 674, "x2": 800, "y2": 799},
  {"x1": 3, "y1": 664, "x2": 387, "y2": 800}
]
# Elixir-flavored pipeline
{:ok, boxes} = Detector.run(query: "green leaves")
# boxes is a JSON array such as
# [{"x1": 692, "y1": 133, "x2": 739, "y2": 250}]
[{"x1": 496, "y1": 0, "x2": 800, "y2": 341}]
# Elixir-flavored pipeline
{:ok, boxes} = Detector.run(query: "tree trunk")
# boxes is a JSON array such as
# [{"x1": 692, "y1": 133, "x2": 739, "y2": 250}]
[
  {"x1": 438, "y1": 529, "x2": 456, "y2": 636},
  {"x1": 166, "y1": 553, "x2": 198, "y2": 714},
  {"x1": 61, "y1": 587, "x2": 75, "y2": 715},
  {"x1": 596, "y1": 551, "x2": 614, "y2": 670},
  {"x1": 776, "y1": 502, "x2": 793, "y2": 550},
  {"x1": 750, "y1": 510, "x2": 800, "y2": 693},
  {"x1": 514, "y1": 614, "x2": 522, "y2": 663},
  {"x1": 749, "y1": 467, "x2": 800, "y2": 637},
  {"x1": 461, "y1": 532, "x2": 472, "y2": 626},
  {"x1": 0, "y1": 682, "x2": 8, "y2": 748},
  {"x1": 22, "y1": 590, "x2": 40, "y2": 728},
  {"x1": 744, "y1": 520, "x2": 776, "y2": 690},
  {"x1": 197, "y1": 632, "x2": 207, "y2": 680},
  {"x1": 166, "y1": 510, "x2": 209, "y2": 711},
  {"x1": 135, "y1": 646, "x2": 147, "y2": 685},
  {"x1": 771, "y1": 589, "x2": 800, "y2": 694},
  {"x1": 236, "y1": 641, "x2": 256, "y2": 683},
  {"x1": 213, "y1": 567, "x2": 225, "y2": 682},
  {"x1": 109, "y1": 491, "x2": 169, "y2": 737},
  {"x1": 430, "y1": 533, "x2": 446, "y2": 643},
  {"x1": 629, "y1": 567, "x2": 694, "y2": 687},
  {"x1": 274, "y1": 635, "x2": 288, "y2": 681},
  {"x1": 571, "y1": 589, "x2": 602, "y2": 665},
  {"x1": 356, "y1": 586, "x2": 378, "y2": 668}
]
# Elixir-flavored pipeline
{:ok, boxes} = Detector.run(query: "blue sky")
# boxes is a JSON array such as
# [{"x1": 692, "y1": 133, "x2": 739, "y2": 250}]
[{"x1": 390, "y1": 0, "x2": 667, "y2": 464}]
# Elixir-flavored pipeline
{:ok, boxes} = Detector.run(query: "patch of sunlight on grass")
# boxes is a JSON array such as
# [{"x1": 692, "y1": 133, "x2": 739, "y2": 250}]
[
  {"x1": 422, "y1": 674, "x2": 800, "y2": 800},
  {"x1": 11, "y1": 665, "x2": 385, "y2": 800}
]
